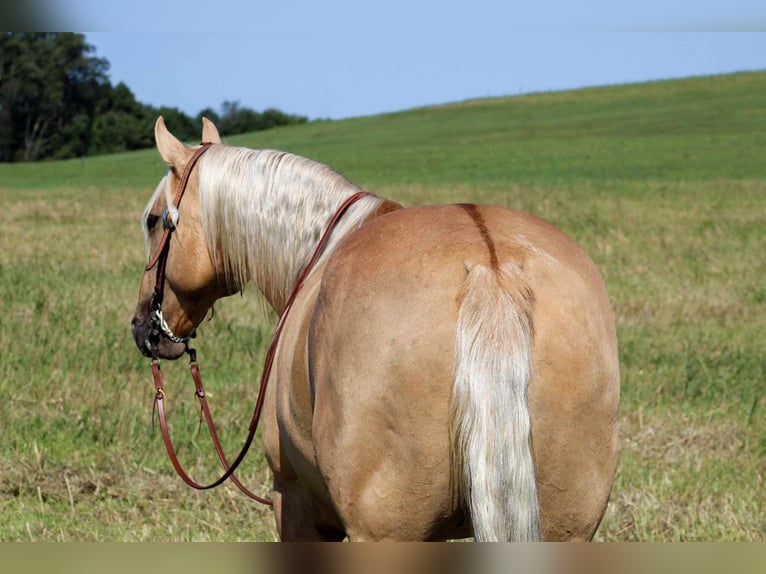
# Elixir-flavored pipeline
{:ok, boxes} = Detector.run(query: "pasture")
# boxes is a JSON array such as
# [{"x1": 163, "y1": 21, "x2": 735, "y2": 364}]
[{"x1": 0, "y1": 71, "x2": 764, "y2": 541}]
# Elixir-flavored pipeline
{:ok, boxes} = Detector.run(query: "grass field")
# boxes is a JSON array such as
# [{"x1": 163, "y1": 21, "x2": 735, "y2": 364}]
[{"x1": 0, "y1": 71, "x2": 764, "y2": 541}]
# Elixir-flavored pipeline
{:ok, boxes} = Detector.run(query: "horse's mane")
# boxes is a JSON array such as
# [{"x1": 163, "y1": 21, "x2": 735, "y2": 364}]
[{"x1": 197, "y1": 145, "x2": 385, "y2": 309}]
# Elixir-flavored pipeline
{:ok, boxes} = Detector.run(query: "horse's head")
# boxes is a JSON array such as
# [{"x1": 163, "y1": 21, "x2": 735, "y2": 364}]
[{"x1": 131, "y1": 117, "x2": 229, "y2": 359}]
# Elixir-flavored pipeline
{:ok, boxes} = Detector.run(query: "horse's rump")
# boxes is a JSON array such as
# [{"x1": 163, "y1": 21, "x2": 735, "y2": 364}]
[{"x1": 299, "y1": 204, "x2": 618, "y2": 540}]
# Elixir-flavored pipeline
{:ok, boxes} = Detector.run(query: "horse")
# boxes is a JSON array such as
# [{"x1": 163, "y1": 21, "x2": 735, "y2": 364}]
[{"x1": 131, "y1": 117, "x2": 620, "y2": 542}]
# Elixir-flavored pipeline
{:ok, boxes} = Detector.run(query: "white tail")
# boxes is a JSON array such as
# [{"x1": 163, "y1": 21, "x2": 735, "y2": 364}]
[{"x1": 451, "y1": 263, "x2": 540, "y2": 541}]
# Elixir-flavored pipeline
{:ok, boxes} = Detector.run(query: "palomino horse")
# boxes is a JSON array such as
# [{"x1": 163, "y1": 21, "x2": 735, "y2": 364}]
[{"x1": 131, "y1": 117, "x2": 620, "y2": 542}]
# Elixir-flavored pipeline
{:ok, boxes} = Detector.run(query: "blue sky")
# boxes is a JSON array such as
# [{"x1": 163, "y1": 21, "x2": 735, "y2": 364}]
[{"x1": 55, "y1": 2, "x2": 766, "y2": 120}]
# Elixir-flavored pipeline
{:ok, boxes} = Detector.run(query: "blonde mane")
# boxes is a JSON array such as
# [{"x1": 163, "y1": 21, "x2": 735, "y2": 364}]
[{"x1": 197, "y1": 145, "x2": 385, "y2": 311}]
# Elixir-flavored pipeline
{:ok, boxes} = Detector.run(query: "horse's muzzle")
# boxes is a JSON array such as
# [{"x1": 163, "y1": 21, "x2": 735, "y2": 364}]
[{"x1": 131, "y1": 317, "x2": 186, "y2": 360}]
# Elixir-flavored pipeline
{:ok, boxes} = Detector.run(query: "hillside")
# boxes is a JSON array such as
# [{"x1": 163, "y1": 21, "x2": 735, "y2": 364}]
[{"x1": 1, "y1": 70, "x2": 764, "y2": 191}]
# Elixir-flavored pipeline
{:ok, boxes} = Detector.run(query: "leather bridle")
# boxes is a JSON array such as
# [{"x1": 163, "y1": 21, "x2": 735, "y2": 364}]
[
  {"x1": 144, "y1": 142, "x2": 369, "y2": 505},
  {"x1": 145, "y1": 142, "x2": 213, "y2": 350}
]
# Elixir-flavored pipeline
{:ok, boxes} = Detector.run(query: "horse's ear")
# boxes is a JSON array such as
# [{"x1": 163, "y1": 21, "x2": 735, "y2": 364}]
[
  {"x1": 154, "y1": 116, "x2": 189, "y2": 168},
  {"x1": 201, "y1": 117, "x2": 221, "y2": 144}
]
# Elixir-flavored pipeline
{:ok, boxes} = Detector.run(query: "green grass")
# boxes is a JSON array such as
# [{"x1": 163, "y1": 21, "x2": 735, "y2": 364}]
[{"x1": 1, "y1": 71, "x2": 764, "y2": 541}]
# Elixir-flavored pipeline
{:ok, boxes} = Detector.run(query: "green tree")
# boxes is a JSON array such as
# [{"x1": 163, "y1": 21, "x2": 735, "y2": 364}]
[
  {"x1": 89, "y1": 82, "x2": 152, "y2": 154},
  {"x1": 215, "y1": 100, "x2": 307, "y2": 137},
  {"x1": 0, "y1": 33, "x2": 309, "y2": 162},
  {"x1": 0, "y1": 32, "x2": 109, "y2": 161},
  {"x1": 195, "y1": 107, "x2": 222, "y2": 129}
]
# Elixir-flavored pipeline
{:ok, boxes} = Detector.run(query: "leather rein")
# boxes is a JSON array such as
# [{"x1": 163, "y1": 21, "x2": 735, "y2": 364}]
[{"x1": 145, "y1": 142, "x2": 368, "y2": 505}]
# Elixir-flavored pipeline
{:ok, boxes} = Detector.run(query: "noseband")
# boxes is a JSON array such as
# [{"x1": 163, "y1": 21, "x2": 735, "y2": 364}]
[{"x1": 143, "y1": 145, "x2": 369, "y2": 505}]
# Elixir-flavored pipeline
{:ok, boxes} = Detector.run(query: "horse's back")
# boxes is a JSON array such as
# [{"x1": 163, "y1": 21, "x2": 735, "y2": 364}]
[{"x1": 307, "y1": 204, "x2": 619, "y2": 540}]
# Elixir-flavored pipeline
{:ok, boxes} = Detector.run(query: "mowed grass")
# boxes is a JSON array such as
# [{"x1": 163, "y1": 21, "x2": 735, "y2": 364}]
[{"x1": 0, "y1": 71, "x2": 764, "y2": 541}]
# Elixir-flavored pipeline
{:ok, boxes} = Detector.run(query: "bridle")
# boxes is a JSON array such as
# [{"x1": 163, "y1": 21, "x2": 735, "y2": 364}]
[
  {"x1": 144, "y1": 141, "x2": 369, "y2": 505},
  {"x1": 145, "y1": 142, "x2": 213, "y2": 349}
]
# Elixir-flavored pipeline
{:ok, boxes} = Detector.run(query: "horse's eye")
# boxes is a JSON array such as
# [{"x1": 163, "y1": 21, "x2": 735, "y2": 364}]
[{"x1": 146, "y1": 213, "x2": 160, "y2": 231}]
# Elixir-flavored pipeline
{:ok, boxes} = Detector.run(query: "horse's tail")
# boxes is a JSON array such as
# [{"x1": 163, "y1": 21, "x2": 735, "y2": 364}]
[{"x1": 451, "y1": 262, "x2": 540, "y2": 541}]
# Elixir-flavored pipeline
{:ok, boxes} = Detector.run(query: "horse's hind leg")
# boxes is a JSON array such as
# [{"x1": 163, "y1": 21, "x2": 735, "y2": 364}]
[
  {"x1": 321, "y1": 453, "x2": 461, "y2": 542},
  {"x1": 272, "y1": 474, "x2": 346, "y2": 541},
  {"x1": 313, "y1": 394, "x2": 458, "y2": 542}
]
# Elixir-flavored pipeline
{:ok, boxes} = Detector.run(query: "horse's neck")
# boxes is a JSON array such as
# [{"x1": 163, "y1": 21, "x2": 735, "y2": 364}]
[
  {"x1": 259, "y1": 197, "x2": 351, "y2": 311},
  {"x1": 202, "y1": 147, "x2": 394, "y2": 313},
  {"x1": 261, "y1": 192, "x2": 396, "y2": 313}
]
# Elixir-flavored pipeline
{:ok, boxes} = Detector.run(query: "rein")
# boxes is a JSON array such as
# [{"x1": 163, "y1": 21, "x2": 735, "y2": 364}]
[{"x1": 146, "y1": 147, "x2": 368, "y2": 504}]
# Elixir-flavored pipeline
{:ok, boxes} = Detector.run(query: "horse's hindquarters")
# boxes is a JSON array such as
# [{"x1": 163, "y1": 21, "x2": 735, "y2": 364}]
[
  {"x1": 476, "y1": 205, "x2": 620, "y2": 540},
  {"x1": 282, "y1": 205, "x2": 619, "y2": 541},
  {"x1": 526, "y1": 253, "x2": 620, "y2": 540},
  {"x1": 265, "y1": 249, "x2": 469, "y2": 539},
  {"x1": 309, "y1": 241, "x2": 468, "y2": 540}
]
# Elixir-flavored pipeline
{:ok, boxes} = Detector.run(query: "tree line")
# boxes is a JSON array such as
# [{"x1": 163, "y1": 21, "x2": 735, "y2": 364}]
[{"x1": 0, "y1": 33, "x2": 308, "y2": 162}]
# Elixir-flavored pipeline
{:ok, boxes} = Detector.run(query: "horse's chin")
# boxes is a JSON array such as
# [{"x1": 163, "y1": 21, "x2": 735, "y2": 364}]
[{"x1": 131, "y1": 320, "x2": 186, "y2": 360}]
